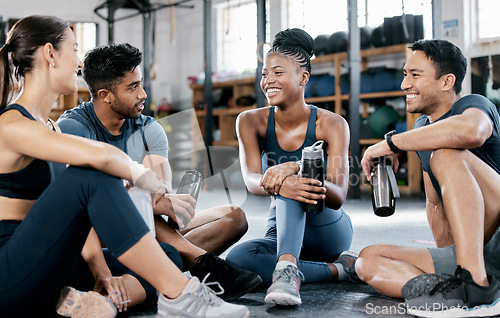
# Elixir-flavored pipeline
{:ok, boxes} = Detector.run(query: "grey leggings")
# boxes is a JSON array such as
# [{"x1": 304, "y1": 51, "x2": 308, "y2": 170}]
[{"x1": 226, "y1": 196, "x2": 353, "y2": 284}]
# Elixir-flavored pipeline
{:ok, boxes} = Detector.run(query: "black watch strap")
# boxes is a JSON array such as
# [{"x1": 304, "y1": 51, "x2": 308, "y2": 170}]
[{"x1": 384, "y1": 130, "x2": 401, "y2": 153}]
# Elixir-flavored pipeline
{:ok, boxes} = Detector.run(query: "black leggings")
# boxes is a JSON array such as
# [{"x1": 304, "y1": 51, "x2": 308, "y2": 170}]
[{"x1": 0, "y1": 166, "x2": 175, "y2": 316}]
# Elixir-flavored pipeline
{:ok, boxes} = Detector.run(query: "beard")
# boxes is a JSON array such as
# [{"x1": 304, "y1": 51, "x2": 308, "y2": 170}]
[{"x1": 111, "y1": 95, "x2": 144, "y2": 119}]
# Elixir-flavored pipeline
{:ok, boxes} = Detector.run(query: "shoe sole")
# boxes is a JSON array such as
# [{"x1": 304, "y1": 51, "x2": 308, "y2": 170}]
[
  {"x1": 157, "y1": 308, "x2": 250, "y2": 318},
  {"x1": 407, "y1": 297, "x2": 500, "y2": 317},
  {"x1": 401, "y1": 274, "x2": 451, "y2": 300},
  {"x1": 221, "y1": 275, "x2": 264, "y2": 301},
  {"x1": 264, "y1": 291, "x2": 301, "y2": 306},
  {"x1": 56, "y1": 286, "x2": 117, "y2": 318}
]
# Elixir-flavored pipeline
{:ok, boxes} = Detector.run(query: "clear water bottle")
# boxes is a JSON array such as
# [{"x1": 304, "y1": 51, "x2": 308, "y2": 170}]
[
  {"x1": 370, "y1": 156, "x2": 400, "y2": 217},
  {"x1": 168, "y1": 170, "x2": 202, "y2": 230},
  {"x1": 300, "y1": 140, "x2": 325, "y2": 214}
]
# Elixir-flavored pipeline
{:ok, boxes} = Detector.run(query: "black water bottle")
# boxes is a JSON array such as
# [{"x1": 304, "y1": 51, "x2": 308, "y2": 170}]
[{"x1": 300, "y1": 140, "x2": 325, "y2": 213}]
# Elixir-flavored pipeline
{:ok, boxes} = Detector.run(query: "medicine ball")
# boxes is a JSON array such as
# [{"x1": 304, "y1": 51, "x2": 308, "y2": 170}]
[
  {"x1": 368, "y1": 105, "x2": 400, "y2": 138},
  {"x1": 340, "y1": 73, "x2": 350, "y2": 95},
  {"x1": 305, "y1": 75, "x2": 322, "y2": 98},
  {"x1": 315, "y1": 75, "x2": 335, "y2": 97},
  {"x1": 327, "y1": 31, "x2": 348, "y2": 54},
  {"x1": 360, "y1": 70, "x2": 373, "y2": 94},
  {"x1": 372, "y1": 68, "x2": 396, "y2": 92},
  {"x1": 314, "y1": 34, "x2": 329, "y2": 56},
  {"x1": 360, "y1": 26, "x2": 373, "y2": 50},
  {"x1": 371, "y1": 24, "x2": 386, "y2": 48}
]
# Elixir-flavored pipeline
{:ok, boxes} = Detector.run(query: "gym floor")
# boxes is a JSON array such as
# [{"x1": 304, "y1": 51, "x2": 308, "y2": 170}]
[{"x1": 123, "y1": 181, "x2": 433, "y2": 318}]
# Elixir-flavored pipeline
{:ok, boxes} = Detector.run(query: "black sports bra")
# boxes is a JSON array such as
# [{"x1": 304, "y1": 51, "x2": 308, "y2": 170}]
[{"x1": 0, "y1": 104, "x2": 52, "y2": 200}]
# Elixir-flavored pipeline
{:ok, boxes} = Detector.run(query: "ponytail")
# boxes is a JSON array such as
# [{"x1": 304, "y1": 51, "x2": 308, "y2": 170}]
[
  {"x1": 0, "y1": 16, "x2": 69, "y2": 112},
  {"x1": 0, "y1": 43, "x2": 13, "y2": 112}
]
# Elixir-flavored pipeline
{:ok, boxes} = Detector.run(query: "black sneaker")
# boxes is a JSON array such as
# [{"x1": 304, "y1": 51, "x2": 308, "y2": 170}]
[
  {"x1": 401, "y1": 273, "x2": 452, "y2": 300},
  {"x1": 405, "y1": 266, "x2": 500, "y2": 317},
  {"x1": 189, "y1": 251, "x2": 263, "y2": 301}
]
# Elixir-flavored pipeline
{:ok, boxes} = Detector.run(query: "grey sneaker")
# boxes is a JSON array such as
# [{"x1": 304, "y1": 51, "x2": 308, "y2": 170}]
[
  {"x1": 264, "y1": 264, "x2": 305, "y2": 306},
  {"x1": 156, "y1": 276, "x2": 249, "y2": 318},
  {"x1": 334, "y1": 251, "x2": 363, "y2": 283},
  {"x1": 56, "y1": 286, "x2": 117, "y2": 318},
  {"x1": 401, "y1": 273, "x2": 452, "y2": 300},
  {"x1": 405, "y1": 266, "x2": 500, "y2": 317}
]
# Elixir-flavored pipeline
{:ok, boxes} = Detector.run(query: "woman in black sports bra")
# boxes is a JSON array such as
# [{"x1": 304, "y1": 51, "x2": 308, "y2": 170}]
[{"x1": 0, "y1": 15, "x2": 249, "y2": 318}]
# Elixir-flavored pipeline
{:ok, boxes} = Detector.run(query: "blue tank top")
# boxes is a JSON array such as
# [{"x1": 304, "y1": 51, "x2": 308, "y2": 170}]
[
  {"x1": 0, "y1": 104, "x2": 52, "y2": 199},
  {"x1": 262, "y1": 105, "x2": 324, "y2": 172}
]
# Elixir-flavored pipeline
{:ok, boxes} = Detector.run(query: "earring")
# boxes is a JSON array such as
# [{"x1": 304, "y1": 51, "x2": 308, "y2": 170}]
[{"x1": 50, "y1": 63, "x2": 55, "y2": 68}]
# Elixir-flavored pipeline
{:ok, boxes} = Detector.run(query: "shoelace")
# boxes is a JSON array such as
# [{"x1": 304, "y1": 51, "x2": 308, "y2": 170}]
[
  {"x1": 429, "y1": 266, "x2": 474, "y2": 297},
  {"x1": 200, "y1": 273, "x2": 225, "y2": 297},
  {"x1": 180, "y1": 277, "x2": 224, "y2": 317},
  {"x1": 108, "y1": 290, "x2": 132, "y2": 307},
  {"x1": 274, "y1": 266, "x2": 305, "y2": 283}
]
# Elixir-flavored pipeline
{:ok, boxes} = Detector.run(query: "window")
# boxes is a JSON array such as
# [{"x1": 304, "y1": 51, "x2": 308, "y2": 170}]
[
  {"x1": 215, "y1": 1, "x2": 260, "y2": 75},
  {"x1": 287, "y1": 0, "x2": 431, "y2": 40},
  {"x1": 477, "y1": 0, "x2": 500, "y2": 40},
  {"x1": 71, "y1": 22, "x2": 98, "y2": 62}
]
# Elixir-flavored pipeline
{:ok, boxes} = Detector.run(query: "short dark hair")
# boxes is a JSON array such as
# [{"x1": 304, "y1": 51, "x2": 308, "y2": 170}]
[
  {"x1": 409, "y1": 39, "x2": 467, "y2": 94},
  {"x1": 82, "y1": 43, "x2": 142, "y2": 98},
  {"x1": 267, "y1": 28, "x2": 314, "y2": 74},
  {"x1": 0, "y1": 15, "x2": 69, "y2": 110}
]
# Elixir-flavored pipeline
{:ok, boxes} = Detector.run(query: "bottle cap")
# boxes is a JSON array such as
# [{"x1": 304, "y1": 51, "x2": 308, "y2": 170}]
[{"x1": 302, "y1": 140, "x2": 324, "y2": 160}]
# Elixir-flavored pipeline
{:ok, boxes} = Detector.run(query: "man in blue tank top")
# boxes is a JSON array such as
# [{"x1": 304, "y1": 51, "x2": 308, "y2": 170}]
[
  {"x1": 358, "y1": 39, "x2": 500, "y2": 317},
  {"x1": 57, "y1": 43, "x2": 262, "y2": 300}
]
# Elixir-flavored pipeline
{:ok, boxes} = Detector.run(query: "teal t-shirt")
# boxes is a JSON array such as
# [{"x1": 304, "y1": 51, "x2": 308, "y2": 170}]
[{"x1": 56, "y1": 102, "x2": 168, "y2": 163}]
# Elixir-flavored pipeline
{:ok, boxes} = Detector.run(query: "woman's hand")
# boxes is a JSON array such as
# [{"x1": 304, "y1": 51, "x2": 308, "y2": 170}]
[
  {"x1": 94, "y1": 275, "x2": 130, "y2": 313},
  {"x1": 278, "y1": 174, "x2": 326, "y2": 204},
  {"x1": 259, "y1": 161, "x2": 300, "y2": 195}
]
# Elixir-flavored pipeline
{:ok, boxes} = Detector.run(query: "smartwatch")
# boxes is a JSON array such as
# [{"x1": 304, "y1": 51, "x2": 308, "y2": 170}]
[{"x1": 384, "y1": 130, "x2": 401, "y2": 153}]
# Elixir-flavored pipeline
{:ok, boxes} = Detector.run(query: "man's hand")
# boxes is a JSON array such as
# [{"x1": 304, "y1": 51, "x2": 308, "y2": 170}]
[
  {"x1": 361, "y1": 141, "x2": 399, "y2": 181},
  {"x1": 259, "y1": 161, "x2": 300, "y2": 195},
  {"x1": 153, "y1": 193, "x2": 196, "y2": 228}
]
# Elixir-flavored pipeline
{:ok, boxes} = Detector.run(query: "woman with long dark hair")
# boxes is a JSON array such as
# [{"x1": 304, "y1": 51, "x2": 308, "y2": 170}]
[{"x1": 0, "y1": 15, "x2": 248, "y2": 318}]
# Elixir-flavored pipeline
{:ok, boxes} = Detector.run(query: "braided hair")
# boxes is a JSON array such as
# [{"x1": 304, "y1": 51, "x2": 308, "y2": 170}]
[{"x1": 267, "y1": 28, "x2": 314, "y2": 74}]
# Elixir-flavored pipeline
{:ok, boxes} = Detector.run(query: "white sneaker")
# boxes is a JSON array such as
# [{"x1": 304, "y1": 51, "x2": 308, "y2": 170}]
[
  {"x1": 264, "y1": 264, "x2": 305, "y2": 306},
  {"x1": 156, "y1": 276, "x2": 249, "y2": 318}
]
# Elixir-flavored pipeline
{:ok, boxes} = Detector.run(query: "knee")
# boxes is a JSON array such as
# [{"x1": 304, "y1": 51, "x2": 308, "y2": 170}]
[
  {"x1": 62, "y1": 166, "x2": 121, "y2": 188},
  {"x1": 226, "y1": 243, "x2": 251, "y2": 267},
  {"x1": 158, "y1": 242, "x2": 183, "y2": 270},
  {"x1": 356, "y1": 245, "x2": 382, "y2": 282},
  {"x1": 225, "y1": 206, "x2": 248, "y2": 238},
  {"x1": 429, "y1": 148, "x2": 465, "y2": 174}
]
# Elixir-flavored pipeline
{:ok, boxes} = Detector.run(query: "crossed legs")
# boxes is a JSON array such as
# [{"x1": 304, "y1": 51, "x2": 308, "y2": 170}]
[
  {"x1": 356, "y1": 149, "x2": 500, "y2": 298},
  {"x1": 154, "y1": 205, "x2": 248, "y2": 269}
]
